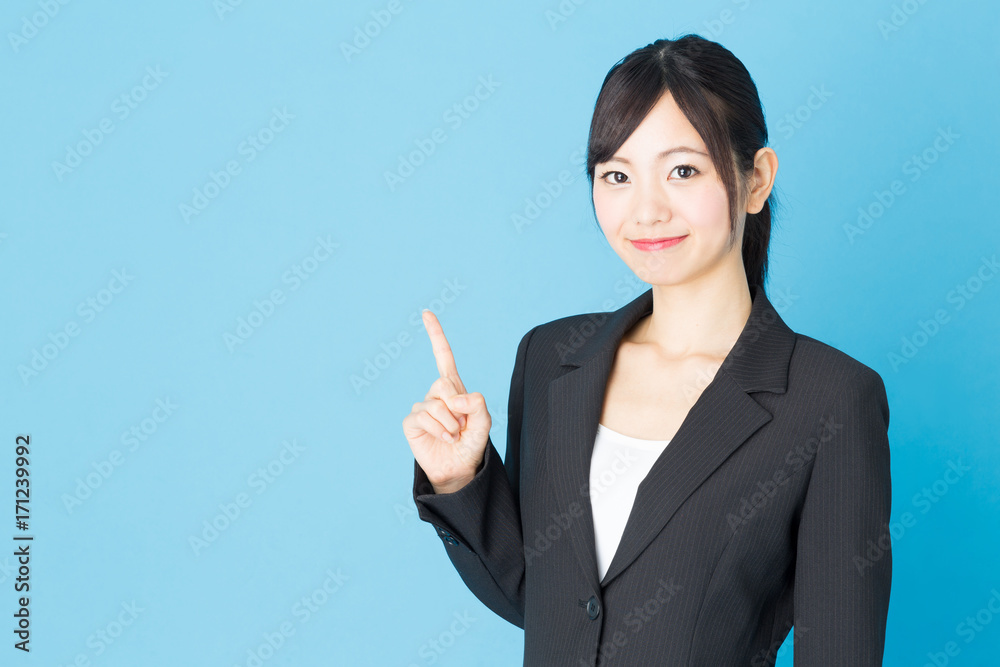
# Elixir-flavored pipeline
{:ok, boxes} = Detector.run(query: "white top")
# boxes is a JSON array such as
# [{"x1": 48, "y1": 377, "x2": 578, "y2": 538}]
[{"x1": 589, "y1": 423, "x2": 671, "y2": 581}]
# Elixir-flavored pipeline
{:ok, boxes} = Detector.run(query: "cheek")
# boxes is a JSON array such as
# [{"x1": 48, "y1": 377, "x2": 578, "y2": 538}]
[
  {"x1": 592, "y1": 190, "x2": 624, "y2": 236},
  {"x1": 682, "y1": 183, "x2": 731, "y2": 236}
]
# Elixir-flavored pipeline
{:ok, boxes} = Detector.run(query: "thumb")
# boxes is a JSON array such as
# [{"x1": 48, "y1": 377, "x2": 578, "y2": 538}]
[{"x1": 444, "y1": 393, "x2": 485, "y2": 425}]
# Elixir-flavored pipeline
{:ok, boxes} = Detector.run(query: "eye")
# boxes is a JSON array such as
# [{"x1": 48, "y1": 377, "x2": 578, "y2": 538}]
[
  {"x1": 598, "y1": 165, "x2": 701, "y2": 185},
  {"x1": 598, "y1": 170, "x2": 628, "y2": 185},
  {"x1": 672, "y1": 164, "x2": 700, "y2": 179}
]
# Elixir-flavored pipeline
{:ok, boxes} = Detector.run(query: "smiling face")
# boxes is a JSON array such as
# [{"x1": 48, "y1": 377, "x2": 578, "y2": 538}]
[{"x1": 592, "y1": 90, "x2": 747, "y2": 287}]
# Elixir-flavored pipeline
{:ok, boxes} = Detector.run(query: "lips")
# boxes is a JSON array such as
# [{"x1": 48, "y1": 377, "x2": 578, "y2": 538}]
[{"x1": 630, "y1": 235, "x2": 687, "y2": 251}]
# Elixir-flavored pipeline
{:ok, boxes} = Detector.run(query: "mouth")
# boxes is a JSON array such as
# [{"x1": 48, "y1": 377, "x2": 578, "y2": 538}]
[{"x1": 629, "y1": 235, "x2": 687, "y2": 251}]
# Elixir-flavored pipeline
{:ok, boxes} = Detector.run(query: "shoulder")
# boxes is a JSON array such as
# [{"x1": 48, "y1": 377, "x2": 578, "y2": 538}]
[
  {"x1": 507, "y1": 309, "x2": 611, "y2": 380},
  {"x1": 787, "y1": 332, "x2": 890, "y2": 422},
  {"x1": 519, "y1": 308, "x2": 610, "y2": 354},
  {"x1": 789, "y1": 332, "x2": 884, "y2": 384}
]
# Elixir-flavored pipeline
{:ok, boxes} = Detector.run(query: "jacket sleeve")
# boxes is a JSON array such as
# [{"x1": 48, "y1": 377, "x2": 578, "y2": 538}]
[
  {"x1": 411, "y1": 324, "x2": 537, "y2": 629},
  {"x1": 794, "y1": 367, "x2": 893, "y2": 665}
]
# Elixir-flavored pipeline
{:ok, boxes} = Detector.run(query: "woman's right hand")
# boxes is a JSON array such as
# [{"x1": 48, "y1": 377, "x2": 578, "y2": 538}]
[{"x1": 403, "y1": 309, "x2": 492, "y2": 495}]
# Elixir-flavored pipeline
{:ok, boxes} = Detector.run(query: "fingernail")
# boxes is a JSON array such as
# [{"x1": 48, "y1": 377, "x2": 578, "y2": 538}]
[
  {"x1": 442, "y1": 431, "x2": 454, "y2": 442},
  {"x1": 453, "y1": 396, "x2": 466, "y2": 407}
]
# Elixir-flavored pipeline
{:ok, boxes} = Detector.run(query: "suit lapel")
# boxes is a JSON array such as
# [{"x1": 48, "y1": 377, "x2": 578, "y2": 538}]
[{"x1": 545, "y1": 284, "x2": 797, "y2": 591}]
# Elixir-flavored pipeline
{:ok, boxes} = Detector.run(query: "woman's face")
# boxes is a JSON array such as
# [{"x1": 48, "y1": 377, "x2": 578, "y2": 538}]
[{"x1": 592, "y1": 91, "x2": 744, "y2": 287}]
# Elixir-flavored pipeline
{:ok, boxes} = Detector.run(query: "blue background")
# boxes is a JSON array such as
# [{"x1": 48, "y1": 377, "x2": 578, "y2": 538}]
[{"x1": 2, "y1": 0, "x2": 998, "y2": 664}]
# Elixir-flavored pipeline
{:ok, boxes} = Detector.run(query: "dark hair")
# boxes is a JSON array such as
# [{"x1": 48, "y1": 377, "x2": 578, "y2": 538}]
[{"x1": 586, "y1": 33, "x2": 781, "y2": 292}]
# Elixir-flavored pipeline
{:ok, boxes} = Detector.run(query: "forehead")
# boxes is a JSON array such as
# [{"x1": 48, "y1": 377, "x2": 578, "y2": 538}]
[{"x1": 615, "y1": 92, "x2": 706, "y2": 157}]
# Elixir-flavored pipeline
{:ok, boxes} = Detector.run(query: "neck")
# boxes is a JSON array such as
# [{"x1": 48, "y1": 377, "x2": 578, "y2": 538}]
[{"x1": 634, "y1": 271, "x2": 753, "y2": 361}]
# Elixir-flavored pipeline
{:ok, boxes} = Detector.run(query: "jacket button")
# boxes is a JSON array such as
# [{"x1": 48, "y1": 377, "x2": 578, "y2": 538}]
[
  {"x1": 437, "y1": 528, "x2": 458, "y2": 546},
  {"x1": 586, "y1": 596, "x2": 600, "y2": 620}
]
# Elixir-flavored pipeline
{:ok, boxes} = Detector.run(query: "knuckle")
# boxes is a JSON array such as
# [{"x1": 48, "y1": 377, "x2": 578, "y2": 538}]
[{"x1": 432, "y1": 401, "x2": 454, "y2": 421}]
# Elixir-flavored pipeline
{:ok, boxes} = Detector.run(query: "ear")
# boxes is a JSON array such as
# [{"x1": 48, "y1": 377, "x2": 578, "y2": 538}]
[{"x1": 745, "y1": 147, "x2": 778, "y2": 215}]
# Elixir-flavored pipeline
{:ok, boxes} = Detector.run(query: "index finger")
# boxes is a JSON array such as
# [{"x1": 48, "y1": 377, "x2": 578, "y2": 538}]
[{"x1": 422, "y1": 309, "x2": 464, "y2": 388}]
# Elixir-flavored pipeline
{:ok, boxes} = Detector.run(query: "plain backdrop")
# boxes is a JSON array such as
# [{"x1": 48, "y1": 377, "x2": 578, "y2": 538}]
[{"x1": 2, "y1": 0, "x2": 998, "y2": 664}]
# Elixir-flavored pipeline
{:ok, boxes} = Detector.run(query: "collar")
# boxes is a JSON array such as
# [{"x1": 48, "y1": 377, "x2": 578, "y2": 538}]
[
  {"x1": 558, "y1": 283, "x2": 796, "y2": 395},
  {"x1": 546, "y1": 283, "x2": 799, "y2": 589}
]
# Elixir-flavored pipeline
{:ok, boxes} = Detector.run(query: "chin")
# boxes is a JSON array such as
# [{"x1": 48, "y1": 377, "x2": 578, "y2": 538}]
[{"x1": 630, "y1": 266, "x2": 682, "y2": 285}]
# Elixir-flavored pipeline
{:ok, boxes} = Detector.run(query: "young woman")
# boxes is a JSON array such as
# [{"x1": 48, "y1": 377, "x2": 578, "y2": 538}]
[{"x1": 403, "y1": 34, "x2": 892, "y2": 666}]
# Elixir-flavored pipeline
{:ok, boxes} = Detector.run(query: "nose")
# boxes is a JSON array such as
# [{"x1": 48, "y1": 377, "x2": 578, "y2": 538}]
[{"x1": 630, "y1": 177, "x2": 672, "y2": 227}]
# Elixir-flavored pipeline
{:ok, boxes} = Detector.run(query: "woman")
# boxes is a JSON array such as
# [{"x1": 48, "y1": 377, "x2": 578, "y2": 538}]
[{"x1": 403, "y1": 34, "x2": 892, "y2": 666}]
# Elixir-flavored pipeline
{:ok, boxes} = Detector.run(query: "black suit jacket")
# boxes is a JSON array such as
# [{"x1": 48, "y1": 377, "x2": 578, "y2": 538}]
[{"x1": 412, "y1": 284, "x2": 892, "y2": 666}]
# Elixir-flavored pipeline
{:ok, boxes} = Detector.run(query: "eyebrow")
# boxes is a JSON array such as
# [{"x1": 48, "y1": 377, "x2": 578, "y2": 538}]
[{"x1": 604, "y1": 146, "x2": 708, "y2": 165}]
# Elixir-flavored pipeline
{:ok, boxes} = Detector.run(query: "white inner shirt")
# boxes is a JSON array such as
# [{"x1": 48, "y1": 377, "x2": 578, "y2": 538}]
[{"x1": 589, "y1": 423, "x2": 671, "y2": 581}]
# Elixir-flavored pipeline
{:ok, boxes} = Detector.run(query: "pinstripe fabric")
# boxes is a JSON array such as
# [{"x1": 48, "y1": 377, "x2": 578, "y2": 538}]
[{"x1": 412, "y1": 284, "x2": 892, "y2": 666}]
